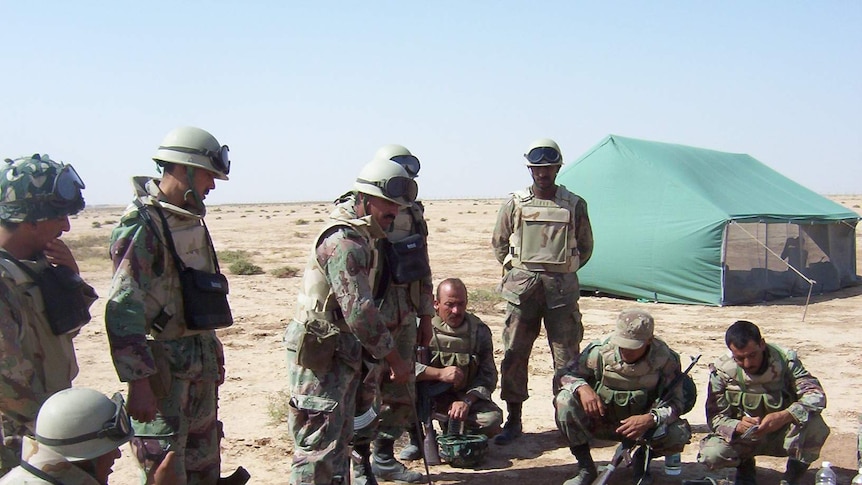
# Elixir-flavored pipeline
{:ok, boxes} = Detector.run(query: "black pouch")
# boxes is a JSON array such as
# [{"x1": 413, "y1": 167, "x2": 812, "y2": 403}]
[
  {"x1": 32, "y1": 265, "x2": 91, "y2": 335},
  {"x1": 179, "y1": 267, "x2": 233, "y2": 330},
  {"x1": 385, "y1": 233, "x2": 431, "y2": 284}
]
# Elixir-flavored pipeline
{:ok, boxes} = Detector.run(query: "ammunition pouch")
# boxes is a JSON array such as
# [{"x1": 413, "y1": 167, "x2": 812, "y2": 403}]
[
  {"x1": 37, "y1": 265, "x2": 93, "y2": 335},
  {"x1": 384, "y1": 233, "x2": 430, "y2": 284},
  {"x1": 180, "y1": 268, "x2": 233, "y2": 330},
  {"x1": 295, "y1": 319, "x2": 341, "y2": 373}
]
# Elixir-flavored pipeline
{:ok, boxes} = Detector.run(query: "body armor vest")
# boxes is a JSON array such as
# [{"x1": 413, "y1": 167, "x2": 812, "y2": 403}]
[
  {"x1": 508, "y1": 187, "x2": 580, "y2": 273},
  {"x1": 429, "y1": 314, "x2": 480, "y2": 390},
  {"x1": 718, "y1": 344, "x2": 794, "y2": 418}
]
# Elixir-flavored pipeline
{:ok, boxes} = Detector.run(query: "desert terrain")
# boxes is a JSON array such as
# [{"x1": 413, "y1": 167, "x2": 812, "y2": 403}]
[{"x1": 67, "y1": 195, "x2": 862, "y2": 484}]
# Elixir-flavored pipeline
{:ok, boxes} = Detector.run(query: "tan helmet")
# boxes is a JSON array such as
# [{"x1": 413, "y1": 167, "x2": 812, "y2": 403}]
[
  {"x1": 354, "y1": 158, "x2": 417, "y2": 207},
  {"x1": 373, "y1": 144, "x2": 421, "y2": 178},
  {"x1": 524, "y1": 138, "x2": 563, "y2": 166},
  {"x1": 34, "y1": 388, "x2": 133, "y2": 461},
  {"x1": 152, "y1": 126, "x2": 230, "y2": 180}
]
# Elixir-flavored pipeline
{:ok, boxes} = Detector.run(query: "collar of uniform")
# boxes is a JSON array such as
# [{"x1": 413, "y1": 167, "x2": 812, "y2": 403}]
[{"x1": 135, "y1": 177, "x2": 203, "y2": 221}]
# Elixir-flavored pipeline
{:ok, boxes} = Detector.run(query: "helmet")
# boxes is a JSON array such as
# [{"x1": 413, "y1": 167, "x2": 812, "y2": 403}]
[
  {"x1": 0, "y1": 154, "x2": 86, "y2": 223},
  {"x1": 524, "y1": 138, "x2": 563, "y2": 166},
  {"x1": 437, "y1": 433, "x2": 488, "y2": 468},
  {"x1": 152, "y1": 126, "x2": 230, "y2": 180},
  {"x1": 34, "y1": 388, "x2": 133, "y2": 461},
  {"x1": 354, "y1": 158, "x2": 417, "y2": 207},
  {"x1": 373, "y1": 144, "x2": 421, "y2": 178}
]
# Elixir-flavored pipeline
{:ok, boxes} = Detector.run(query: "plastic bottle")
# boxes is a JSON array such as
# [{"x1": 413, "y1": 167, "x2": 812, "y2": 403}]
[
  {"x1": 664, "y1": 452, "x2": 682, "y2": 475},
  {"x1": 851, "y1": 467, "x2": 862, "y2": 485},
  {"x1": 814, "y1": 461, "x2": 837, "y2": 485}
]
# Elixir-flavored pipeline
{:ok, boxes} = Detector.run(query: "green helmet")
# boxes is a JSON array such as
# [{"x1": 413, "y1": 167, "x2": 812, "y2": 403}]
[
  {"x1": 373, "y1": 144, "x2": 421, "y2": 178},
  {"x1": 0, "y1": 154, "x2": 86, "y2": 223},
  {"x1": 437, "y1": 433, "x2": 488, "y2": 468},
  {"x1": 34, "y1": 388, "x2": 133, "y2": 461},
  {"x1": 524, "y1": 138, "x2": 563, "y2": 166},
  {"x1": 354, "y1": 158, "x2": 417, "y2": 207},
  {"x1": 152, "y1": 126, "x2": 231, "y2": 180}
]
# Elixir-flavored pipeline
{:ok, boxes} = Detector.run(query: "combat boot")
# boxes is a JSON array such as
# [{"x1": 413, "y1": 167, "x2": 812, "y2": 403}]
[
  {"x1": 399, "y1": 428, "x2": 422, "y2": 461},
  {"x1": 563, "y1": 444, "x2": 598, "y2": 485},
  {"x1": 372, "y1": 438, "x2": 427, "y2": 484},
  {"x1": 781, "y1": 458, "x2": 809, "y2": 485},
  {"x1": 494, "y1": 402, "x2": 523, "y2": 446},
  {"x1": 734, "y1": 457, "x2": 757, "y2": 485},
  {"x1": 631, "y1": 448, "x2": 653, "y2": 485},
  {"x1": 353, "y1": 443, "x2": 379, "y2": 485}
]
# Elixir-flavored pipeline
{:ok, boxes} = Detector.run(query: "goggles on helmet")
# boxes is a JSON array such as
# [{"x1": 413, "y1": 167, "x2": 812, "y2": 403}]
[
  {"x1": 357, "y1": 176, "x2": 418, "y2": 203},
  {"x1": 389, "y1": 155, "x2": 421, "y2": 178},
  {"x1": 525, "y1": 146, "x2": 561, "y2": 165},
  {"x1": 53, "y1": 164, "x2": 86, "y2": 203},
  {"x1": 35, "y1": 393, "x2": 132, "y2": 446},
  {"x1": 160, "y1": 144, "x2": 231, "y2": 175}
]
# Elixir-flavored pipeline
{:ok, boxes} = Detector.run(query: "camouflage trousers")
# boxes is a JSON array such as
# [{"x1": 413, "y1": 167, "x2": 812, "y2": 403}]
[
  {"x1": 138, "y1": 377, "x2": 220, "y2": 485},
  {"x1": 286, "y1": 329, "x2": 361, "y2": 485},
  {"x1": 354, "y1": 314, "x2": 418, "y2": 443},
  {"x1": 0, "y1": 416, "x2": 26, "y2": 478},
  {"x1": 697, "y1": 413, "x2": 830, "y2": 468},
  {"x1": 554, "y1": 387, "x2": 691, "y2": 455},
  {"x1": 431, "y1": 393, "x2": 504, "y2": 438},
  {"x1": 500, "y1": 290, "x2": 583, "y2": 403}
]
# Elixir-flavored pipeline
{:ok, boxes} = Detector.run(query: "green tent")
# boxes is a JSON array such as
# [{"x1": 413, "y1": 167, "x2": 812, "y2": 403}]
[{"x1": 557, "y1": 135, "x2": 860, "y2": 305}]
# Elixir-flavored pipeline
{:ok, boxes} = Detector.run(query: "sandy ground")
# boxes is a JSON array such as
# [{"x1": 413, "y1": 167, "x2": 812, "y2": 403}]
[{"x1": 66, "y1": 195, "x2": 862, "y2": 485}]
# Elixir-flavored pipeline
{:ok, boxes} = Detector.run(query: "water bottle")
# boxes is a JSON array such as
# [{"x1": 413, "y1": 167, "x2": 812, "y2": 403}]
[
  {"x1": 851, "y1": 467, "x2": 862, "y2": 485},
  {"x1": 664, "y1": 452, "x2": 682, "y2": 475},
  {"x1": 814, "y1": 461, "x2": 837, "y2": 485}
]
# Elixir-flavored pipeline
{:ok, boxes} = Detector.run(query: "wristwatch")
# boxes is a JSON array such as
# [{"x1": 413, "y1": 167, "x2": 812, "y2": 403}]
[{"x1": 650, "y1": 411, "x2": 659, "y2": 427}]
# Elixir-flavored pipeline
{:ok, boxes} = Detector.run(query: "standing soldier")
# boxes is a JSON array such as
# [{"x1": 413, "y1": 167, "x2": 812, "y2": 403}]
[
  {"x1": 335, "y1": 144, "x2": 433, "y2": 485},
  {"x1": 105, "y1": 126, "x2": 233, "y2": 484},
  {"x1": 284, "y1": 158, "x2": 412, "y2": 485},
  {"x1": 491, "y1": 138, "x2": 593, "y2": 445},
  {"x1": 0, "y1": 154, "x2": 95, "y2": 476},
  {"x1": 698, "y1": 320, "x2": 830, "y2": 485}
]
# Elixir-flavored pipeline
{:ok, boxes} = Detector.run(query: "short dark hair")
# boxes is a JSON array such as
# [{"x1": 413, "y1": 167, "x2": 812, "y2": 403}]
[
  {"x1": 0, "y1": 220, "x2": 20, "y2": 231},
  {"x1": 725, "y1": 320, "x2": 762, "y2": 349},
  {"x1": 436, "y1": 278, "x2": 467, "y2": 300}
]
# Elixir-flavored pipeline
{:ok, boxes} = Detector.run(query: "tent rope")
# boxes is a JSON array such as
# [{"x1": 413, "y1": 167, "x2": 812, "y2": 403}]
[{"x1": 729, "y1": 221, "x2": 815, "y2": 322}]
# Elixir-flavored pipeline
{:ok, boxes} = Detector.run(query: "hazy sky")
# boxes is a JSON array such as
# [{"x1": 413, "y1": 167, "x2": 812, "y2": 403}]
[{"x1": 2, "y1": 2, "x2": 860, "y2": 206}]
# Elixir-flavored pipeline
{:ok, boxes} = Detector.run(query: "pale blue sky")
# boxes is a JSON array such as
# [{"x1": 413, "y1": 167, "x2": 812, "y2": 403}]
[{"x1": 1, "y1": 2, "x2": 860, "y2": 206}]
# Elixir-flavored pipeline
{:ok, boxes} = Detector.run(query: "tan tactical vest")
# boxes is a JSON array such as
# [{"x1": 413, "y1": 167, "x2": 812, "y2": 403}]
[
  {"x1": 385, "y1": 201, "x2": 429, "y2": 310},
  {"x1": 718, "y1": 344, "x2": 794, "y2": 418},
  {"x1": 294, "y1": 216, "x2": 383, "y2": 326},
  {"x1": 508, "y1": 187, "x2": 580, "y2": 273},
  {"x1": 429, "y1": 314, "x2": 480, "y2": 390},
  {"x1": 0, "y1": 258, "x2": 77, "y2": 412}
]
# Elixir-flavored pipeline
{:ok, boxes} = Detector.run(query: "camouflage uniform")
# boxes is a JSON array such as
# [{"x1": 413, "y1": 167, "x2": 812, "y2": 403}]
[
  {"x1": 491, "y1": 185, "x2": 593, "y2": 403},
  {"x1": 418, "y1": 313, "x2": 503, "y2": 436},
  {"x1": 284, "y1": 202, "x2": 396, "y2": 485},
  {"x1": 105, "y1": 177, "x2": 224, "y2": 484},
  {"x1": 0, "y1": 437, "x2": 101, "y2": 484},
  {"x1": 698, "y1": 344, "x2": 830, "y2": 468},
  {"x1": 554, "y1": 337, "x2": 691, "y2": 455},
  {"x1": 0, "y1": 155, "x2": 94, "y2": 475}
]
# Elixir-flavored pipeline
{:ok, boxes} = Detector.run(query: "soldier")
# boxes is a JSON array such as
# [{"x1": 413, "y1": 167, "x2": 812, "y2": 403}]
[
  {"x1": 414, "y1": 278, "x2": 503, "y2": 438},
  {"x1": 698, "y1": 320, "x2": 830, "y2": 485},
  {"x1": 334, "y1": 144, "x2": 433, "y2": 484},
  {"x1": 0, "y1": 154, "x2": 96, "y2": 476},
  {"x1": 554, "y1": 309, "x2": 692, "y2": 485},
  {"x1": 105, "y1": 126, "x2": 233, "y2": 484},
  {"x1": 284, "y1": 157, "x2": 413, "y2": 485},
  {"x1": 491, "y1": 138, "x2": 593, "y2": 445}
]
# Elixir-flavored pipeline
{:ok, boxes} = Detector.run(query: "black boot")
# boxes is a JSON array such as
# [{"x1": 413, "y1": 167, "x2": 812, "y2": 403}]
[
  {"x1": 734, "y1": 457, "x2": 757, "y2": 485},
  {"x1": 372, "y1": 438, "x2": 426, "y2": 483},
  {"x1": 781, "y1": 459, "x2": 809, "y2": 485},
  {"x1": 563, "y1": 444, "x2": 598, "y2": 485},
  {"x1": 494, "y1": 402, "x2": 523, "y2": 445},
  {"x1": 399, "y1": 428, "x2": 422, "y2": 461},
  {"x1": 353, "y1": 443, "x2": 379, "y2": 485}
]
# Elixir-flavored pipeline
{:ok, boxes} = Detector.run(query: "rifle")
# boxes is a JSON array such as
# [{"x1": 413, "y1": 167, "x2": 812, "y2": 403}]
[
  {"x1": 591, "y1": 354, "x2": 701, "y2": 485},
  {"x1": 413, "y1": 346, "x2": 440, "y2": 479}
]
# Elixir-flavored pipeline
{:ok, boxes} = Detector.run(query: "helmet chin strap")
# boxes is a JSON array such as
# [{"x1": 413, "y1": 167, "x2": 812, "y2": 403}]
[{"x1": 183, "y1": 166, "x2": 205, "y2": 210}]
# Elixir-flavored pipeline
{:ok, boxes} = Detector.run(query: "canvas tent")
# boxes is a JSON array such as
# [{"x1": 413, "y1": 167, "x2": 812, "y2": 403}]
[{"x1": 557, "y1": 135, "x2": 860, "y2": 306}]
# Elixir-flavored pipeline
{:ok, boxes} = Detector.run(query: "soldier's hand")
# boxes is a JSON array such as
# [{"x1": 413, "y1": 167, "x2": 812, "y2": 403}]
[
  {"x1": 44, "y1": 239, "x2": 79, "y2": 273},
  {"x1": 128, "y1": 378, "x2": 159, "y2": 423},
  {"x1": 437, "y1": 366, "x2": 465, "y2": 387},
  {"x1": 417, "y1": 315, "x2": 433, "y2": 348},
  {"x1": 152, "y1": 451, "x2": 186, "y2": 485},
  {"x1": 757, "y1": 410, "x2": 793, "y2": 436},
  {"x1": 385, "y1": 351, "x2": 411, "y2": 384},
  {"x1": 449, "y1": 401, "x2": 470, "y2": 422},
  {"x1": 735, "y1": 415, "x2": 760, "y2": 437},
  {"x1": 616, "y1": 414, "x2": 653, "y2": 440},
  {"x1": 576, "y1": 385, "x2": 605, "y2": 418}
]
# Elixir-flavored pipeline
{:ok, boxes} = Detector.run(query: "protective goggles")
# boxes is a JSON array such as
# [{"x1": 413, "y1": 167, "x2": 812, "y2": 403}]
[
  {"x1": 161, "y1": 144, "x2": 231, "y2": 175},
  {"x1": 52, "y1": 164, "x2": 86, "y2": 203},
  {"x1": 36, "y1": 392, "x2": 132, "y2": 446},
  {"x1": 389, "y1": 154, "x2": 420, "y2": 177},
  {"x1": 357, "y1": 176, "x2": 418, "y2": 203},
  {"x1": 525, "y1": 146, "x2": 562, "y2": 165}
]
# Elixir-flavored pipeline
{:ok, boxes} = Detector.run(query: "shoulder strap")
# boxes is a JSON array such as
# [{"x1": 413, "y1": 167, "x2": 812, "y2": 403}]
[
  {"x1": 0, "y1": 250, "x2": 40, "y2": 281},
  {"x1": 133, "y1": 199, "x2": 221, "y2": 274},
  {"x1": 20, "y1": 460, "x2": 65, "y2": 485}
]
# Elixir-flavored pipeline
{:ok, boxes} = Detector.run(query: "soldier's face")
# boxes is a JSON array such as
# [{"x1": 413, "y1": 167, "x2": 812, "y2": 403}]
[
  {"x1": 191, "y1": 168, "x2": 216, "y2": 203},
  {"x1": 435, "y1": 284, "x2": 467, "y2": 327},
  {"x1": 729, "y1": 339, "x2": 767, "y2": 374},
  {"x1": 529, "y1": 165, "x2": 559, "y2": 190},
  {"x1": 619, "y1": 341, "x2": 650, "y2": 364},
  {"x1": 364, "y1": 195, "x2": 399, "y2": 229},
  {"x1": 92, "y1": 446, "x2": 122, "y2": 484},
  {"x1": 33, "y1": 216, "x2": 71, "y2": 250}
]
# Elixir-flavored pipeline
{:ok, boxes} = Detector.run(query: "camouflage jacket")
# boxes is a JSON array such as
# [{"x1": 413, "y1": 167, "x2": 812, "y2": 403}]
[
  {"x1": 0, "y1": 254, "x2": 91, "y2": 428},
  {"x1": 705, "y1": 343, "x2": 826, "y2": 440},
  {"x1": 105, "y1": 177, "x2": 223, "y2": 383},
  {"x1": 0, "y1": 437, "x2": 100, "y2": 484}
]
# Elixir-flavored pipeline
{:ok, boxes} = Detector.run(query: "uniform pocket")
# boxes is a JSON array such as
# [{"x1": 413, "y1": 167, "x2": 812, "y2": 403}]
[
  {"x1": 498, "y1": 268, "x2": 539, "y2": 305},
  {"x1": 289, "y1": 394, "x2": 339, "y2": 448}
]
